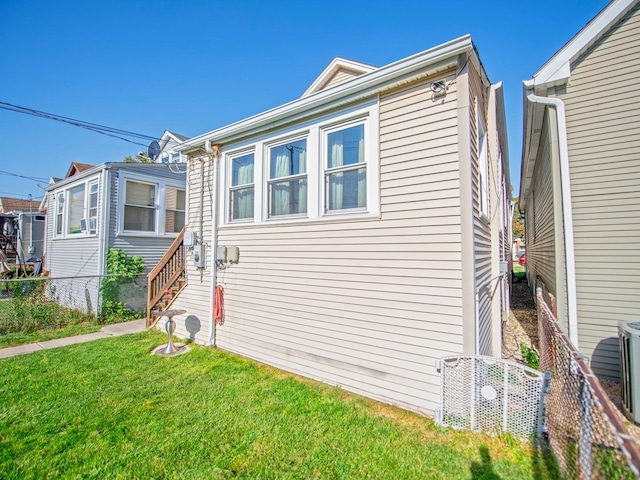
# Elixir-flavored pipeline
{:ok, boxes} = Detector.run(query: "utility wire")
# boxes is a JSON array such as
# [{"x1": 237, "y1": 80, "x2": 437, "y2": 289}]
[
  {"x1": 0, "y1": 100, "x2": 186, "y2": 149},
  {"x1": 0, "y1": 169, "x2": 49, "y2": 182}
]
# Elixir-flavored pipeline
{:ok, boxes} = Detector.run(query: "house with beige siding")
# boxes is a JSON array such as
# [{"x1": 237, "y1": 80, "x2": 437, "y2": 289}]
[
  {"x1": 520, "y1": 0, "x2": 640, "y2": 381},
  {"x1": 163, "y1": 35, "x2": 510, "y2": 415}
]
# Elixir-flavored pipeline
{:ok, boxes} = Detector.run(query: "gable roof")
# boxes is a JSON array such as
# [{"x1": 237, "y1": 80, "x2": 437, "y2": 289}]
[
  {"x1": 530, "y1": 0, "x2": 638, "y2": 88},
  {"x1": 301, "y1": 57, "x2": 377, "y2": 98},
  {"x1": 0, "y1": 197, "x2": 41, "y2": 213},
  {"x1": 178, "y1": 35, "x2": 484, "y2": 153},
  {"x1": 65, "y1": 162, "x2": 95, "y2": 178}
]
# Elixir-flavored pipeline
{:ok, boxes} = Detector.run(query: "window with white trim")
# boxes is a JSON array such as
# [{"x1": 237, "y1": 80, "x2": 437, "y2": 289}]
[
  {"x1": 123, "y1": 180, "x2": 156, "y2": 232},
  {"x1": 120, "y1": 178, "x2": 186, "y2": 235},
  {"x1": 477, "y1": 110, "x2": 489, "y2": 218},
  {"x1": 56, "y1": 193, "x2": 64, "y2": 235},
  {"x1": 268, "y1": 138, "x2": 307, "y2": 217},
  {"x1": 88, "y1": 182, "x2": 99, "y2": 234},
  {"x1": 223, "y1": 102, "x2": 379, "y2": 225},
  {"x1": 67, "y1": 185, "x2": 85, "y2": 234},
  {"x1": 324, "y1": 122, "x2": 366, "y2": 212},
  {"x1": 229, "y1": 152, "x2": 255, "y2": 221}
]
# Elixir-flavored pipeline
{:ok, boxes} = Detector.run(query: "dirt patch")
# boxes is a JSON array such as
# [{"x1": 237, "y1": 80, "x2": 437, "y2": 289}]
[{"x1": 503, "y1": 280, "x2": 640, "y2": 444}]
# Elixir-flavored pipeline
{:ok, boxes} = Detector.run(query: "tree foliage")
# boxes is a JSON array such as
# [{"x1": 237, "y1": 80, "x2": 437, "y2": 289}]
[
  {"x1": 123, "y1": 154, "x2": 153, "y2": 164},
  {"x1": 512, "y1": 197, "x2": 525, "y2": 240},
  {"x1": 100, "y1": 248, "x2": 145, "y2": 323}
]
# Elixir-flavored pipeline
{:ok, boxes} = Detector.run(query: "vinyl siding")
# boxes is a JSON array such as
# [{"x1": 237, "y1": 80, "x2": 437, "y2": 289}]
[
  {"x1": 557, "y1": 2, "x2": 640, "y2": 379},
  {"x1": 108, "y1": 165, "x2": 187, "y2": 275},
  {"x1": 169, "y1": 158, "x2": 214, "y2": 345},
  {"x1": 44, "y1": 172, "x2": 103, "y2": 314},
  {"x1": 526, "y1": 111, "x2": 566, "y2": 328},
  {"x1": 322, "y1": 68, "x2": 363, "y2": 91},
  {"x1": 468, "y1": 62, "x2": 493, "y2": 356},
  {"x1": 173, "y1": 69, "x2": 463, "y2": 415},
  {"x1": 18, "y1": 214, "x2": 45, "y2": 260}
]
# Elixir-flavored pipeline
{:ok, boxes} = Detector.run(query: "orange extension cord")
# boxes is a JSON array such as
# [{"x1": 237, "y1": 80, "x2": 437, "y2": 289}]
[{"x1": 214, "y1": 285, "x2": 224, "y2": 325}]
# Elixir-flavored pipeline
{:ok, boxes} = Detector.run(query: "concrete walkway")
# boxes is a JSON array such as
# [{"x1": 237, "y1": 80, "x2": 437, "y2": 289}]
[{"x1": 0, "y1": 319, "x2": 147, "y2": 359}]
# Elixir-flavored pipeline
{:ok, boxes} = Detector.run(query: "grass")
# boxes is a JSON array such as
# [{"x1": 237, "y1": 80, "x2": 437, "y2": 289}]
[{"x1": 0, "y1": 331, "x2": 560, "y2": 479}]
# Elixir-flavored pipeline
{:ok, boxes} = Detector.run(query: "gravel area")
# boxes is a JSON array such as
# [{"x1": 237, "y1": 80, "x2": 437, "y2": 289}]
[{"x1": 503, "y1": 281, "x2": 640, "y2": 444}]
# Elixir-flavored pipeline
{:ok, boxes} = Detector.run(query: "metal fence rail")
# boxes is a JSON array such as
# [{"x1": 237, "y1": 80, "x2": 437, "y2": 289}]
[{"x1": 537, "y1": 287, "x2": 640, "y2": 479}]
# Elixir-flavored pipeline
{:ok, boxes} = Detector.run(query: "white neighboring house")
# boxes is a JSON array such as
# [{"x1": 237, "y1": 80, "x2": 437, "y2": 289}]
[
  {"x1": 159, "y1": 35, "x2": 511, "y2": 416},
  {"x1": 0, "y1": 197, "x2": 45, "y2": 266},
  {"x1": 41, "y1": 156, "x2": 187, "y2": 315}
]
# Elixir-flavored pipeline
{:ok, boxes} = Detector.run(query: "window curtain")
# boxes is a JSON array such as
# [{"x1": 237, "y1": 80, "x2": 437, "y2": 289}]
[
  {"x1": 273, "y1": 149, "x2": 290, "y2": 215},
  {"x1": 329, "y1": 131, "x2": 344, "y2": 209},
  {"x1": 236, "y1": 162, "x2": 254, "y2": 219}
]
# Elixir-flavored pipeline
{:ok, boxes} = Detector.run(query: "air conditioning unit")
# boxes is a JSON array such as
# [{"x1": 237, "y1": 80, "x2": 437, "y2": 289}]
[{"x1": 619, "y1": 321, "x2": 640, "y2": 424}]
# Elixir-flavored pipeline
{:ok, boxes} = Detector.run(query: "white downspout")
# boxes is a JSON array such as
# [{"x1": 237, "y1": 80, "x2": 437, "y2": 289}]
[
  {"x1": 525, "y1": 90, "x2": 579, "y2": 348},
  {"x1": 205, "y1": 140, "x2": 219, "y2": 347}
]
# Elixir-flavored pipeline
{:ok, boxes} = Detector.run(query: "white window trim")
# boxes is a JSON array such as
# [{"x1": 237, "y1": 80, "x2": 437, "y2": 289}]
[
  {"x1": 227, "y1": 148, "x2": 256, "y2": 224},
  {"x1": 117, "y1": 173, "x2": 185, "y2": 237},
  {"x1": 53, "y1": 177, "x2": 100, "y2": 239},
  {"x1": 477, "y1": 105, "x2": 489, "y2": 220},
  {"x1": 266, "y1": 134, "x2": 309, "y2": 220},
  {"x1": 220, "y1": 101, "x2": 380, "y2": 228}
]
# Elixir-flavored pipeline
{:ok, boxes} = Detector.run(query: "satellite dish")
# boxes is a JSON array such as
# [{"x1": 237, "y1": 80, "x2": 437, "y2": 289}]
[{"x1": 147, "y1": 141, "x2": 161, "y2": 161}]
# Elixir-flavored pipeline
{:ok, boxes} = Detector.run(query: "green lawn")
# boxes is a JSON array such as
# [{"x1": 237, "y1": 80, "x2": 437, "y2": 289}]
[{"x1": 0, "y1": 331, "x2": 559, "y2": 479}]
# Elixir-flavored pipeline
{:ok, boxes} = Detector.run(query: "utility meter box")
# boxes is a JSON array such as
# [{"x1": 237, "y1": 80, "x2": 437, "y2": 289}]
[
  {"x1": 193, "y1": 244, "x2": 206, "y2": 268},
  {"x1": 619, "y1": 321, "x2": 640, "y2": 424},
  {"x1": 183, "y1": 230, "x2": 195, "y2": 247}
]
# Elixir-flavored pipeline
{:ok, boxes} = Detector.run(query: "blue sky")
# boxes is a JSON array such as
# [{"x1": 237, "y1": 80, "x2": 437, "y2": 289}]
[{"x1": 0, "y1": 0, "x2": 607, "y2": 201}]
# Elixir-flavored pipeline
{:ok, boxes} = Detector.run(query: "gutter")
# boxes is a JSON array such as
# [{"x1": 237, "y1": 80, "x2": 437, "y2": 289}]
[
  {"x1": 524, "y1": 89, "x2": 579, "y2": 348},
  {"x1": 177, "y1": 35, "x2": 473, "y2": 151}
]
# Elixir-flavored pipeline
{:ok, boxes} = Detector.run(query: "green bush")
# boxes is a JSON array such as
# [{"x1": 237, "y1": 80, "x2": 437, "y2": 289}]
[{"x1": 100, "y1": 248, "x2": 145, "y2": 324}]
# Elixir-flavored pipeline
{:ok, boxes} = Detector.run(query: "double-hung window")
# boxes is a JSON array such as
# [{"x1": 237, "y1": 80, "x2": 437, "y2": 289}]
[
  {"x1": 268, "y1": 138, "x2": 307, "y2": 217},
  {"x1": 325, "y1": 123, "x2": 366, "y2": 212},
  {"x1": 67, "y1": 185, "x2": 85, "y2": 234},
  {"x1": 56, "y1": 193, "x2": 64, "y2": 235},
  {"x1": 229, "y1": 152, "x2": 255, "y2": 221},
  {"x1": 88, "y1": 182, "x2": 99, "y2": 234},
  {"x1": 124, "y1": 180, "x2": 156, "y2": 232}
]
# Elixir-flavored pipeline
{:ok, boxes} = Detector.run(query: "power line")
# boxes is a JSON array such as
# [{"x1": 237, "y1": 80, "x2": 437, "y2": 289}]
[
  {"x1": 0, "y1": 100, "x2": 186, "y2": 149},
  {"x1": 0, "y1": 169, "x2": 49, "y2": 182}
]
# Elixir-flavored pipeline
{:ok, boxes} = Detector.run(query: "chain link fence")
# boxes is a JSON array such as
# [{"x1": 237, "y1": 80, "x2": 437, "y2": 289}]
[
  {"x1": 0, "y1": 275, "x2": 147, "y2": 335},
  {"x1": 537, "y1": 287, "x2": 640, "y2": 479}
]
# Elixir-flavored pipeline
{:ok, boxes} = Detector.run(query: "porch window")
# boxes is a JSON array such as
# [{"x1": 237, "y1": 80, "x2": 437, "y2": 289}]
[
  {"x1": 56, "y1": 193, "x2": 64, "y2": 235},
  {"x1": 88, "y1": 182, "x2": 99, "y2": 234},
  {"x1": 229, "y1": 152, "x2": 254, "y2": 221},
  {"x1": 165, "y1": 186, "x2": 186, "y2": 233},
  {"x1": 325, "y1": 123, "x2": 366, "y2": 212},
  {"x1": 124, "y1": 180, "x2": 156, "y2": 232},
  {"x1": 67, "y1": 185, "x2": 85, "y2": 234},
  {"x1": 268, "y1": 138, "x2": 307, "y2": 217}
]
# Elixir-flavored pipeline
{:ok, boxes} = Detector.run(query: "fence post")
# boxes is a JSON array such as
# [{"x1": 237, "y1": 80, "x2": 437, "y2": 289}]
[{"x1": 578, "y1": 369, "x2": 592, "y2": 479}]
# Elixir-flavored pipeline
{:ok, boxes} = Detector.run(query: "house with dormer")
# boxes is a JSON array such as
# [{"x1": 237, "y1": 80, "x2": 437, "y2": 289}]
[{"x1": 150, "y1": 35, "x2": 511, "y2": 416}]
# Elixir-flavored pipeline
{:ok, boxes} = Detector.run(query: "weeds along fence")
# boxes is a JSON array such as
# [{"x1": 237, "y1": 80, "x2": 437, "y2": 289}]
[
  {"x1": 537, "y1": 287, "x2": 640, "y2": 479},
  {"x1": 0, "y1": 275, "x2": 148, "y2": 330}
]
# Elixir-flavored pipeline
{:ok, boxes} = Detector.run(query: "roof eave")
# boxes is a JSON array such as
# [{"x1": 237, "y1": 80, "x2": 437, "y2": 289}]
[{"x1": 178, "y1": 34, "x2": 473, "y2": 153}]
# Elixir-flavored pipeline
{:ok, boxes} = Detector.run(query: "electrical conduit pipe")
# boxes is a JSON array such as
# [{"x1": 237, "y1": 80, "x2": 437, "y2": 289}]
[
  {"x1": 205, "y1": 139, "x2": 220, "y2": 347},
  {"x1": 525, "y1": 90, "x2": 579, "y2": 348}
]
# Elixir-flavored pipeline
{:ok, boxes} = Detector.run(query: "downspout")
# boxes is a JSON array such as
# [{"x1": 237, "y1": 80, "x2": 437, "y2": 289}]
[
  {"x1": 525, "y1": 90, "x2": 579, "y2": 348},
  {"x1": 205, "y1": 140, "x2": 220, "y2": 347},
  {"x1": 97, "y1": 167, "x2": 111, "y2": 314}
]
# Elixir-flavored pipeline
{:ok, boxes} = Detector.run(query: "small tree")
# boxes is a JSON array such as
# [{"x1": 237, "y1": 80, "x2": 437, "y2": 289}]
[
  {"x1": 123, "y1": 154, "x2": 153, "y2": 164},
  {"x1": 512, "y1": 197, "x2": 525, "y2": 240}
]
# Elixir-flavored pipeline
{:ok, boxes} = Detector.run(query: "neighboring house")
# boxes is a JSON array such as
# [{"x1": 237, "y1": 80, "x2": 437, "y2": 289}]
[
  {"x1": 42, "y1": 161, "x2": 186, "y2": 314},
  {"x1": 161, "y1": 34, "x2": 511, "y2": 415},
  {"x1": 520, "y1": 0, "x2": 640, "y2": 380},
  {"x1": 156, "y1": 130, "x2": 190, "y2": 164},
  {"x1": 0, "y1": 196, "x2": 45, "y2": 264}
]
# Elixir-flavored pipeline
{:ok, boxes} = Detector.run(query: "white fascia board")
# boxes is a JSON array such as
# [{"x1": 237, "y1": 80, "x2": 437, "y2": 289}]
[
  {"x1": 301, "y1": 57, "x2": 378, "y2": 98},
  {"x1": 534, "y1": 0, "x2": 638, "y2": 87},
  {"x1": 45, "y1": 164, "x2": 108, "y2": 192},
  {"x1": 178, "y1": 35, "x2": 473, "y2": 152},
  {"x1": 492, "y1": 81, "x2": 510, "y2": 188},
  {"x1": 519, "y1": 81, "x2": 538, "y2": 206}
]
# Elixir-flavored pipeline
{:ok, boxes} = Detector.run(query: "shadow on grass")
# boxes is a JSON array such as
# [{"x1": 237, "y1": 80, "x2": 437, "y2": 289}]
[
  {"x1": 530, "y1": 438, "x2": 563, "y2": 480},
  {"x1": 470, "y1": 445, "x2": 501, "y2": 480}
]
